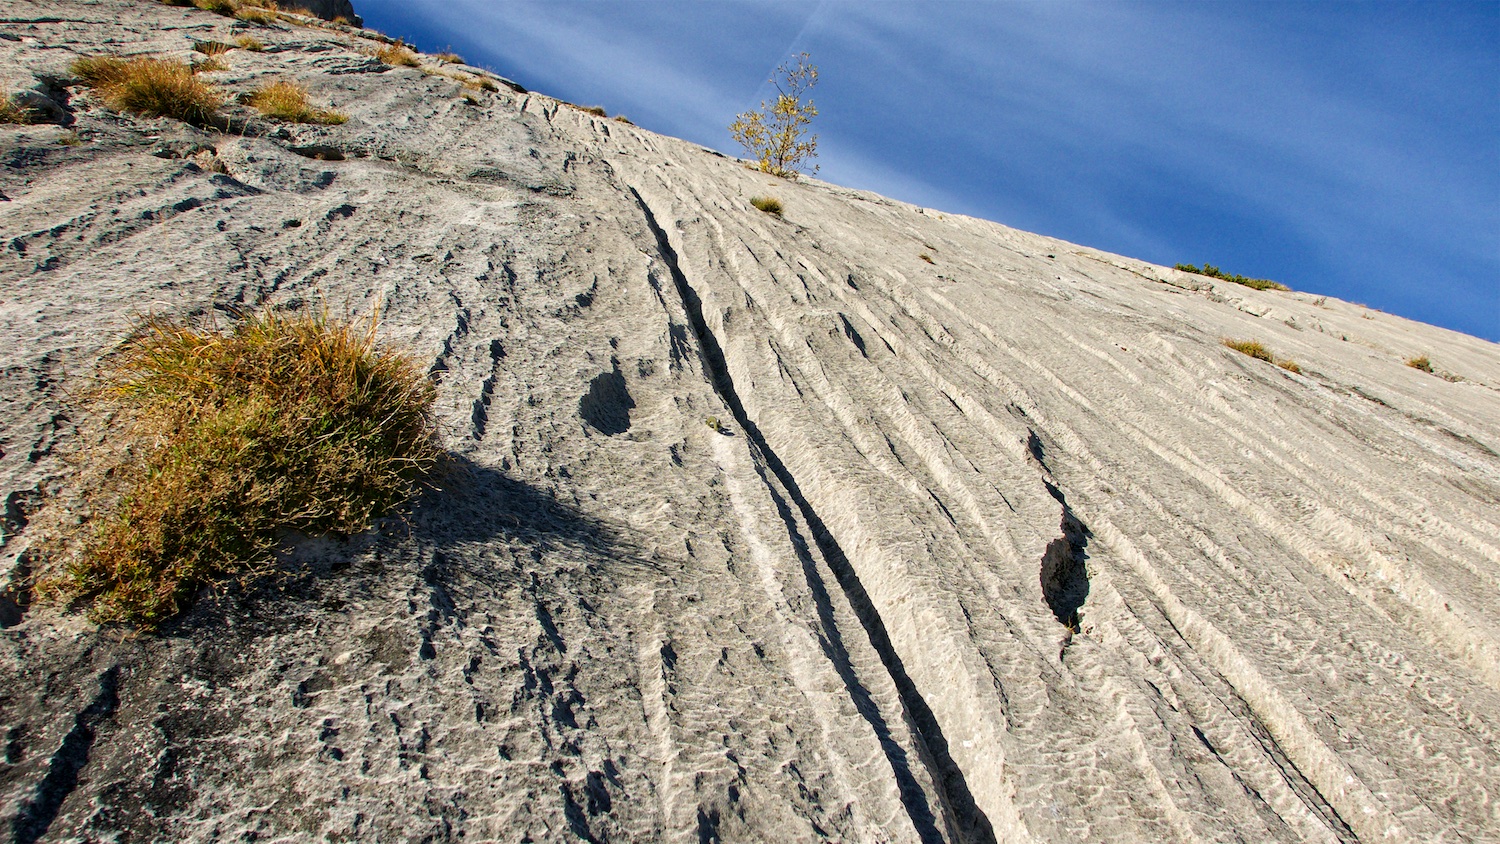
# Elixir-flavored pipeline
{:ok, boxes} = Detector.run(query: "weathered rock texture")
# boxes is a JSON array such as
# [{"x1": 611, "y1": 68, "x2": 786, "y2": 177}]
[{"x1": 2, "y1": 2, "x2": 1498, "y2": 841}]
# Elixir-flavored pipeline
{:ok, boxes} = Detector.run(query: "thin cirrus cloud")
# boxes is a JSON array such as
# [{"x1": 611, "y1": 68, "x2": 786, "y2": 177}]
[
  {"x1": 357, "y1": 1, "x2": 1497, "y2": 340},
  {"x1": 809, "y1": 1, "x2": 1497, "y2": 338},
  {"x1": 360, "y1": 1, "x2": 814, "y2": 143}
]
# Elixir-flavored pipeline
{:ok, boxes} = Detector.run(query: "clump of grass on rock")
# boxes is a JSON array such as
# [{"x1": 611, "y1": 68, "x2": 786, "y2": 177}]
[
  {"x1": 71, "y1": 55, "x2": 222, "y2": 125},
  {"x1": 41, "y1": 309, "x2": 441, "y2": 628},
  {"x1": 1405, "y1": 354, "x2": 1433, "y2": 373},
  {"x1": 192, "y1": 40, "x2": 234, "y2": 56},
  {"x1": 247, "y1": 80, "x2": 346, "y2": 124},
  {"x1": 1177, "y1": 263, "x2": 1289, "y2": 292},
  {"x1": 1223, "y1": 338, "x2": 1273, "y2": 362},
  {"x1": 749, "y1": 196, "x2": 783, "y2": 216},
  {"x1": 191, "y1": 0, "x2": 238, "y2": 15},
  {"x1": 0, "y1": 95, "x2": 35, "y2": 125},
  {"x1": 235, "y1": 6, "x2": 279, "y2": 24},
  {"x1": 1223, "y1": 338, "x2": 1301, "y2": 373},
  {"x1": 161, "y1": 0, "x2": 270, "y2": 15},
  {"x1": 374, "y1": 43, "x2": 420, "y2": 67}
]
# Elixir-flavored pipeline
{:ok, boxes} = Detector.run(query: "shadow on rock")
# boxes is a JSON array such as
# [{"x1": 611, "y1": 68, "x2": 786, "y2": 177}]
[{"x1": 163, "y1": 455, "x2": 657, "y2": 638}]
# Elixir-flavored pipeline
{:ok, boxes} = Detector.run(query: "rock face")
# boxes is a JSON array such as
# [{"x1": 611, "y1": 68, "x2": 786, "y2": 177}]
[{"x1": 2, "y1": 2, "x2": 1498, "y2": 841}]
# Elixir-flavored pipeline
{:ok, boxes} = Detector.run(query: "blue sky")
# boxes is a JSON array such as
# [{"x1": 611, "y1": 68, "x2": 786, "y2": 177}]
[{"x1": 357, "y1": 1, "x2": 1499, "y2": 342}]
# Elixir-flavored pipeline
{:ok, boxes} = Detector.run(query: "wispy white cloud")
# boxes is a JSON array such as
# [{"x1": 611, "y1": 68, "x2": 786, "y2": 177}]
[
  {"x1": 357, "y1": 0, "x2": 1499, "y2": 337},
  {"x1": 812, "y1": 1, "x2": 1497, "y2": 307}
]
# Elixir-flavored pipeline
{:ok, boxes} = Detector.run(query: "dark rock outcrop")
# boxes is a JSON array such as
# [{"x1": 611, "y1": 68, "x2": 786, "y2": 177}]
[{"x1": 289, "y1": 0, "x2": 361, "y2": 26}]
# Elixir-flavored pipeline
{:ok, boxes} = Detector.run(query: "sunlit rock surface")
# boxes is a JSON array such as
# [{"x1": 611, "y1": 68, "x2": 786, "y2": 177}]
[{"x1": 2, "y1": 2, "x2": 1497, "y2": 841}]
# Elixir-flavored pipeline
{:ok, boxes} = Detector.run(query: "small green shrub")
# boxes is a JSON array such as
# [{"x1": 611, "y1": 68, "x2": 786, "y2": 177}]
[
  {"x1": 1177, "y1": 263, "x2": 1289, "y2": 292},
  {"x1": 40, "y1": 309, "x2": 440, "y2": 628},
  {"x1": 71, "y1": 55, "x2": 223, "y2": 125},
  {"x1": 247, "y1": 80, "x2": 346, "y2": 124},
  {"x1": 1405, "y1": 354, "x2": 1433, "y2": 373},
  {"x1": 749, "y1": 196, "x2": 783, "y2": 216}
]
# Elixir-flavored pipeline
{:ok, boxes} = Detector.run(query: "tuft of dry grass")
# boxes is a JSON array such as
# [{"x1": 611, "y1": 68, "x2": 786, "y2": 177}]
[
  {"x1": 749, "y1": 196, "x2": 783, "y2": 216},
  {"x1": 192, "y1": 40, "x2": 234, "y2": 56},
  {"x1": 422, "y1": 65, "x2": 499, "y2": 93},
  {"x1": 1224, "y1": 337, "x2": 1303, "y2": 374},
  {"x1": 247, "y1": 80, "x2": 346, "y2": 124},
  {"x1": 1405, "y1": 354, "x2": 1433, "y2": 373},
  {"x1": 613, "y1": 114, "x2": 633, "y2": 125},
  {"x1": 235, "y1": 34, "x2": 267, "y2": 51},
  {"x1": 192, "y1": 56, "x2": 228, "y2": 73},
  {"x1": 235, "y1": 7, "x2": 278, "y2": 23},
  {"x1": 0, "y1": 95, "x2": 33, "y2": 125},
  {"x1": 374, "y1": 43, "x2": 420, "y2": 67},
  {"x1": 432, "y1": 51, "x2": 464, "y2": 64},
  {"x1": 574, "y1": 104, "x2": 607, "y2": 117},
  {"x1": 71, "y1": 55, "x2": 222, "y2": 125},
  {"x1": 1222, "y1": 338, "x2": 1274, "y2": 362},
  {"x1": 192, "y1": 0, "x2": 239, "y2": 16},
  {"x1": 919, "y1": 253, "x2": 935, "y2": 264},
  {"x1": 38, "y1": 309, "x2": 441, "y2": 628}
]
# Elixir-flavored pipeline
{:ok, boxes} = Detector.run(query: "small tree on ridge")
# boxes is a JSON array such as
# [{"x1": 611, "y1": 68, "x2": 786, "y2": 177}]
[{"x1": 730, "y1": 52, "x2": 819, "y2": 179}]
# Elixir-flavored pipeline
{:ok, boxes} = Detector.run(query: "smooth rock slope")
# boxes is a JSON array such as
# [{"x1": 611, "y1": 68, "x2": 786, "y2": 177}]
[{"x1": 2, "y1": 2, "x2": 1498, "y2": 841}]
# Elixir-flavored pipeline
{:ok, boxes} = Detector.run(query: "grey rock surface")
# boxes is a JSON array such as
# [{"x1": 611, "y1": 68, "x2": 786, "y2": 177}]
[{"x1": 1, "y1": 2, "x2": 1498, "y2": 842}]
